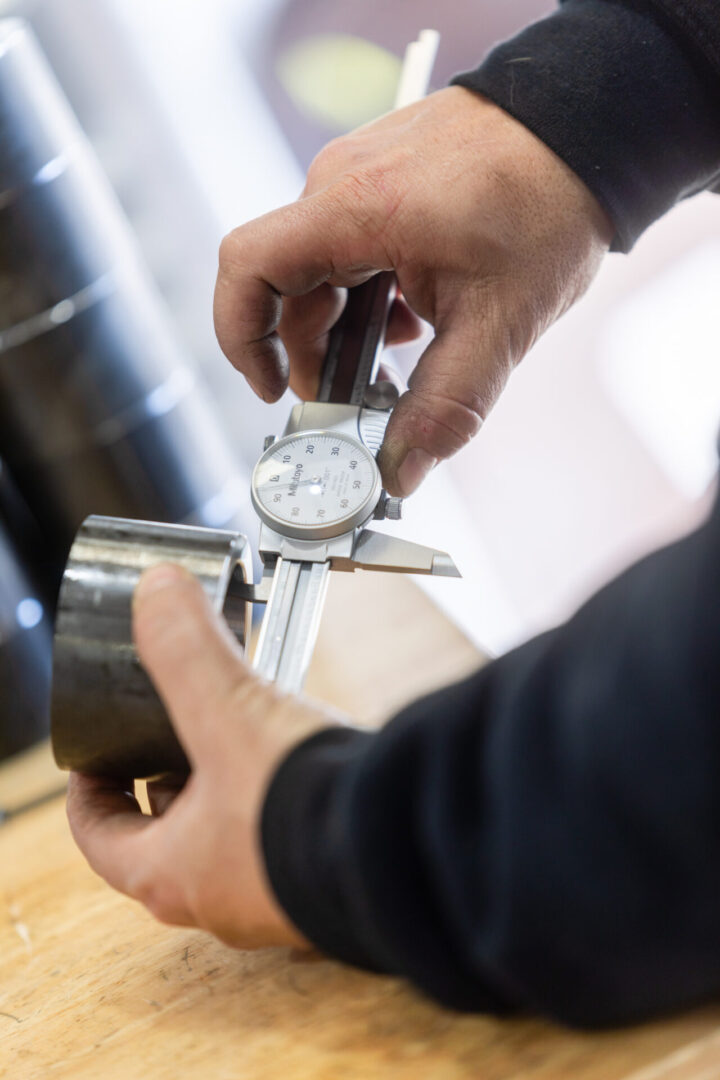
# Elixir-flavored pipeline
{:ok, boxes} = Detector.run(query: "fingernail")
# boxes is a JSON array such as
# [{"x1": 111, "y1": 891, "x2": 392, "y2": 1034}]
[
  {"x1": 134, "y1": 563, "x2": 189, "y2": 606},
  {"x1": 396, "y1": 448, "x2": 437, "y2": 496}
]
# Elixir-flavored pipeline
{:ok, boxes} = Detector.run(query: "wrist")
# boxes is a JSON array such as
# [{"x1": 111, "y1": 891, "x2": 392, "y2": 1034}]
[{"x1": 451, "y1": 0, "x2": 720, "y2": 250}]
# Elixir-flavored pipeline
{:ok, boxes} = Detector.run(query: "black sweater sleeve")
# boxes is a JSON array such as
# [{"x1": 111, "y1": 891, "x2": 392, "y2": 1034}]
[
  {"x1": 451, "y1": 0, "x2": 720, "y2": 251},
  {"x1": 263, "y1": 484, "x2": 720, "y2": 1028}
]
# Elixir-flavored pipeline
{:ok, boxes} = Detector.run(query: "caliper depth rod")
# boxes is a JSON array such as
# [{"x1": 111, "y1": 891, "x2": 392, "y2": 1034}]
[{"x1": 252, "y1": 558, "x2": 331, "y2": 693}]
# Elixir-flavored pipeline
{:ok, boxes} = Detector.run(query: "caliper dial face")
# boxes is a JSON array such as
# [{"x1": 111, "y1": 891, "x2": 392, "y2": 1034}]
[{"x1": 251, "y1": 431, "x2": 381, "y2": 540}]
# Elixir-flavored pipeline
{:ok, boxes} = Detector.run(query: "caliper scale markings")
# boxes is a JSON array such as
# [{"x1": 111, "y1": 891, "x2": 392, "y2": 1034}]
[
  {"x1": 255, "y1": 433, "x2": 376, "y2": 529},
  {"x1": 252, "y1": 559, "x2": 330, "y2": 692}
]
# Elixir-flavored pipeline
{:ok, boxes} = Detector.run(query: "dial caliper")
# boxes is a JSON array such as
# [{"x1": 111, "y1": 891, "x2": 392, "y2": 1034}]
[{"x1": 249, "y1": 271, "x2": 459, "y2": 693}]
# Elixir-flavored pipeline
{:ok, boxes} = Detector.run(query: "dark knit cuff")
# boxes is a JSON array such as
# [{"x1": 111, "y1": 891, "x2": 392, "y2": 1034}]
[
  {"x1": 260, "y1": 725, "x2": 387, "y2": 972},
  {"x1": 451, "y1": 0, "x2": 720, "y2": 251}
]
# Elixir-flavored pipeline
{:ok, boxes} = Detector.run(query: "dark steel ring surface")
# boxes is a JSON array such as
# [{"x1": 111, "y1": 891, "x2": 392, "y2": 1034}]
[{"x1": 51, "y1": 515, "x2": 253, "y2": 779}]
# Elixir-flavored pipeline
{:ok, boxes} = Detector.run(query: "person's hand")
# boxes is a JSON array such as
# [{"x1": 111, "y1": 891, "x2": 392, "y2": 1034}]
[
  {"x1": 214, "y1": 86, "x2": 613, "y2": 496},
  {"x1": 67, "y1": 563, "x2": 345, "y2": 949}
]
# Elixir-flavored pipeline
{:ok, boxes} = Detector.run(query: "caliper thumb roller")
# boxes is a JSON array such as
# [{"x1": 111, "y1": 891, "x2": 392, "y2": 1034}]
[{"x1": 51, "y1": 30, "x2": 460, "y2": 780}]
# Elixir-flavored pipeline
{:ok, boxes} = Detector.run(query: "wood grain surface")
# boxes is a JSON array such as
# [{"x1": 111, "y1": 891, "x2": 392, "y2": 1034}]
[{"x1": 2, "y1": 573, "x2": 720, "y2": 1079}]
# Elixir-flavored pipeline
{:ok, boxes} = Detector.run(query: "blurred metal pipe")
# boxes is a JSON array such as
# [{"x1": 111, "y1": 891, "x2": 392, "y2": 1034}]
[
  {"x1": 0, "y1": 456, "x2": 61, "y2": 600},
  {"x1": 0, "y1": 518, "x2": 51, "y2": 761},
  {"x1": 0, "y1": 20, "x2": 251, "y2": 589}
]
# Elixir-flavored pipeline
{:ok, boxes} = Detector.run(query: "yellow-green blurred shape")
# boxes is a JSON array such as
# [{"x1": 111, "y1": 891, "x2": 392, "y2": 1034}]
[{"x1": 276, "y1": 34, "x2": 402, "y2": 131}]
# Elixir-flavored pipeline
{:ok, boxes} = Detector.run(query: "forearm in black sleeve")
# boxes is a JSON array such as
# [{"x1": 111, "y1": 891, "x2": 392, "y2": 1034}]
[
  {"x1": 262, "y1": 481, "x2": 720, "y2": 1028},
  {"x1": 450, "y1": 0, "x2": 720, "y2": 251}
]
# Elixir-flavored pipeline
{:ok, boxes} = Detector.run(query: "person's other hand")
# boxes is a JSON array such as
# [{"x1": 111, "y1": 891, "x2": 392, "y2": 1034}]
[
  {"x1": 214, "y1": 86, "x2": 613, "y2": 496},
  {"x1": 67, "y1": 563, "x2": 344, "y2": 949}
]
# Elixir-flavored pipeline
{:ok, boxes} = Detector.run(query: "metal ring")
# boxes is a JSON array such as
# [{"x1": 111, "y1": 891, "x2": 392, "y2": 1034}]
[{"x1": 51, "y1": 515, "x2": 253, "y2": 779}]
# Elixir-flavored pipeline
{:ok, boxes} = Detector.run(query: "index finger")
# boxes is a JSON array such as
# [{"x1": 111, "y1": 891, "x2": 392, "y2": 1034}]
[
  {"x1": 67, "y1": 773, "x2": 193, "y2": 925},
  {"x1": 213, "y1": 187, "x2": 390, "y2": 401},
  {"x1": 66, "y1": 772, "x2": 150, "y2": 896}
]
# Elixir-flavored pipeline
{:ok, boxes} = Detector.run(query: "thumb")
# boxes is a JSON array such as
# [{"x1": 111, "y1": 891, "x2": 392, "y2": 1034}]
[
  {"x1": 377, "y1": 322, "x2": 511, "y2": 496},
  {"x1": 132, "y1": 564, "x2": 254, "y2": 762}
]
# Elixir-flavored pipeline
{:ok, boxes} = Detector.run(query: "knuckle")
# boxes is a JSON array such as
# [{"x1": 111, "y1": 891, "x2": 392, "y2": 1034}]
[
  {"x1": 338, "y1": 167, "x2": 402, "y2": 233},
  {"x1": 308, "y1": 138, "x2": 346, "y2": 182},
  {"x1": 218, "y1": 229, "x2": 245, "y2": 274},
  {"x1": 308, "y1": 133, "x2": 368, "y2": 184},
  {"x1": 233, "y1": 291, "x2": 282, "y2": 341},
  {"x1": 308, "y1": 141, "x2": 413, "y2": 268}
]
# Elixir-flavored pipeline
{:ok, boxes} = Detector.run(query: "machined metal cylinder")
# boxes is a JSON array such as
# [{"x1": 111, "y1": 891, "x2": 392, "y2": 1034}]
[
  {"x1": 0, "y1": 20, "x2": 249, "y2": 578},
  {"x1": 0, "y1": 519, "x2": 52, "y2": 761},
  {"x1": 52, "y1": 516, "x2": 253, "y2": 779}
]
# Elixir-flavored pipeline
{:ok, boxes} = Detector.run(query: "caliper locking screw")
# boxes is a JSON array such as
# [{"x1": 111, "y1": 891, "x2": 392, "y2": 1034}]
[{"x1": 374, "y1": 493, "x2": 403, "y2": 521}]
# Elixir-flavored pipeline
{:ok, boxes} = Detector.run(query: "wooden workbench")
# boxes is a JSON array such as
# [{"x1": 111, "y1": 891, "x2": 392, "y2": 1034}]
[{"x1": 2, "y1": 573, "x2": 720, "y2": 1079}]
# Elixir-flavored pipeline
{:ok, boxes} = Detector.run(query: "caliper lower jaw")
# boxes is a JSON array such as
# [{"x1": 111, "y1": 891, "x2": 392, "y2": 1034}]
[
  {"x1": 257, "y1": 522, "x2": 461, "y2": 580},
  {"x1": 332, "y1": 527, "x2": 461, "y2": 578}
]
